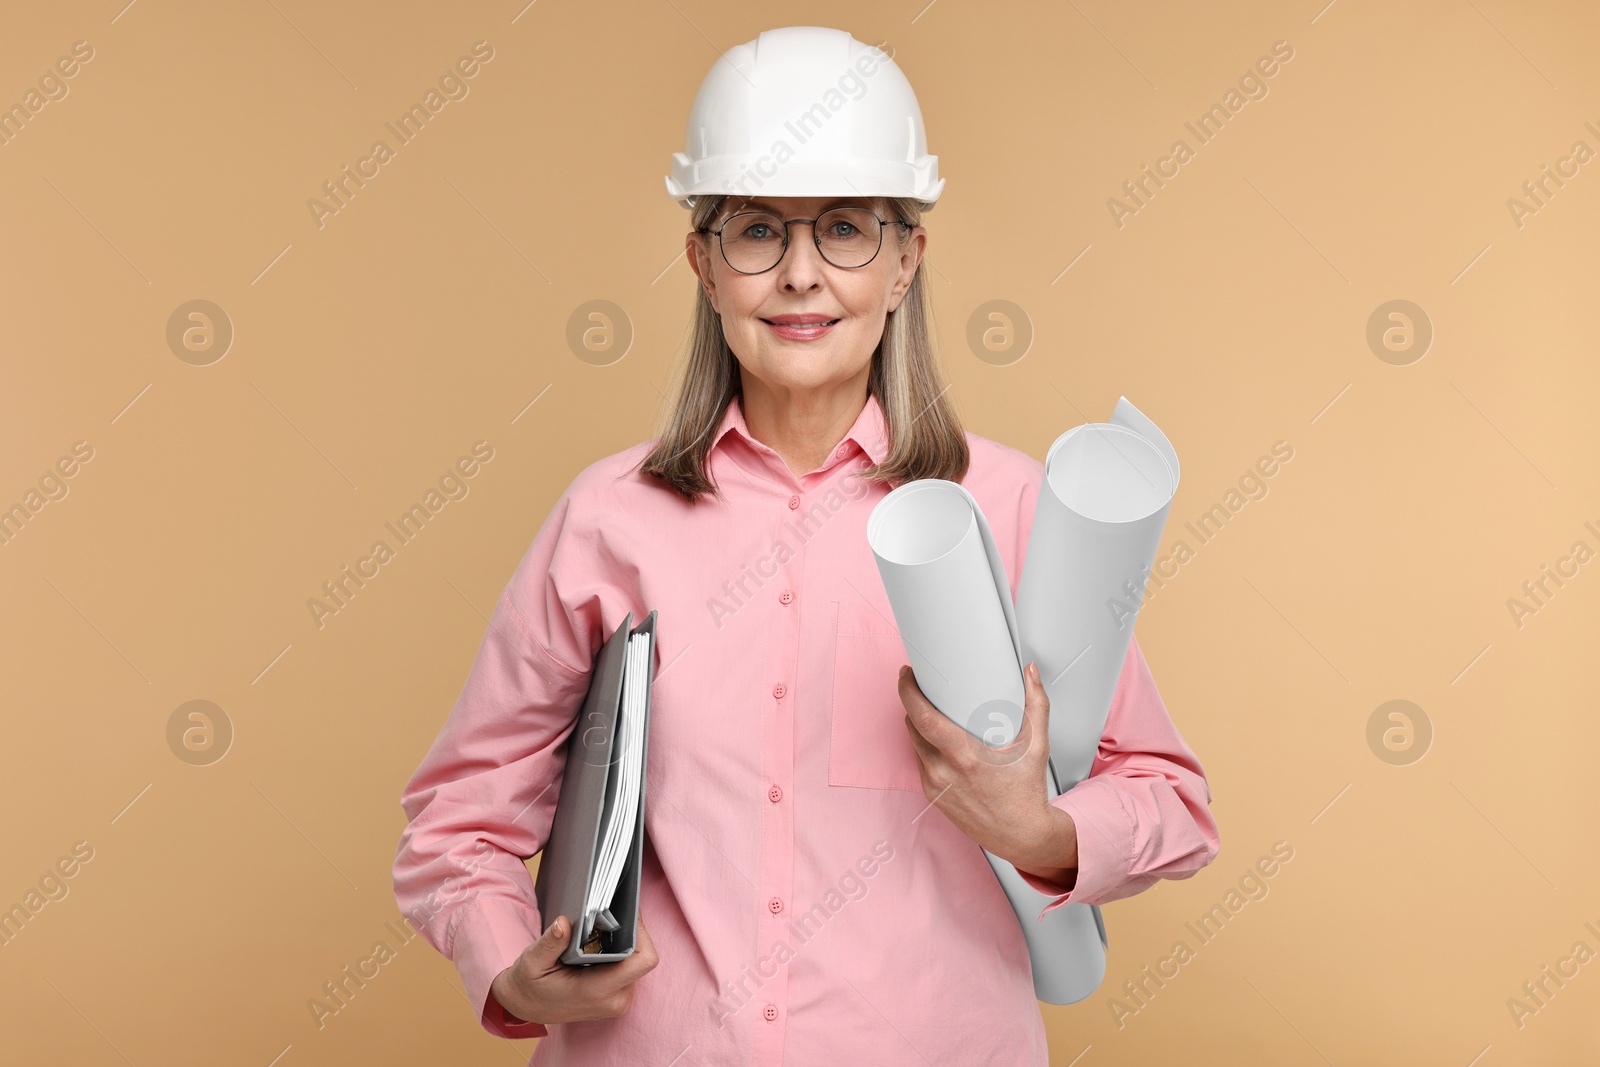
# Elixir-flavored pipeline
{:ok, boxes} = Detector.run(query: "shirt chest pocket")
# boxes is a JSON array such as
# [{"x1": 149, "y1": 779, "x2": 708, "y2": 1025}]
[{"x1": 828, "y1": 599, "x2": 925, "y2": 793}]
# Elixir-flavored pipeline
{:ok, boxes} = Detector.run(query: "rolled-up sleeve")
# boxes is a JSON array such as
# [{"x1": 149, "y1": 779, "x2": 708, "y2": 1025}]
[
  {"x1": 392, "y1": 487, "x2": 602, "y2": 1039},
  {"x1": 1015, "y1": 633, "x2": 1220, "y2": 918}
]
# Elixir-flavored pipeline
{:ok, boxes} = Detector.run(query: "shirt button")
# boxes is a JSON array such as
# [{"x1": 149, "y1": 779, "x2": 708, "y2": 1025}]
[
  {"x1": 767, "y1": 785, "x2": 782, "y2": 803},
  {"x1": 768, "y1": 896, "x2": 783, "y2": 914},
  {"x1": 787, "y1": 495, "x2": 800, "y2": 510},
  {"x1": 772, "y1": 682, "x2": 786, "y2": 700},
  {"x1": 779, "y1": 590, "x2": 793, "y2": 605},
  {"x1": 763, "y1": 1004, "x2": 778, "y2": 1022}
]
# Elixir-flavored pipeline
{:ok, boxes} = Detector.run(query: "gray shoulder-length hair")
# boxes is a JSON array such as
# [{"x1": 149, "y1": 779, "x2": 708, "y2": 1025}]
[{"x1": 634, "y1": 194, "x2": 969, "y2": 503}]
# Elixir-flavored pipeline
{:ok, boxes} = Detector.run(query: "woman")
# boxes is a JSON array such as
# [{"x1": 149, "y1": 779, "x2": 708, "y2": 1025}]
[{"x1": 393, "y1": 26, "x2": 1218, "y2": 1065}]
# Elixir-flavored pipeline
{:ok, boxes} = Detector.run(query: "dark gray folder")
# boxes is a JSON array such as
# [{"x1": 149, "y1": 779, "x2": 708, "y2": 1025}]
[{"x1": 534, "y1": 609, "x2": 657, "y2": 965}]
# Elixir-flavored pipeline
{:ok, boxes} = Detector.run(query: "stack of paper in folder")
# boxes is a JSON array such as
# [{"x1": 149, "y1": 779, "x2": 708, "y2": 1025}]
[
  {"x1": 534, "y1": 610, "x2": 658, "y2": 964},
  {"x1": 866, "y1": 398, "x2": 1179, "y2": 1005}
]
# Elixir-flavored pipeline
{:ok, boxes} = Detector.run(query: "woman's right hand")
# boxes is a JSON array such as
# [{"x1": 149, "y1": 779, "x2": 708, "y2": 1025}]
[{"x1": 489, "y1": 912, "x2": 660, "y2": 1026}]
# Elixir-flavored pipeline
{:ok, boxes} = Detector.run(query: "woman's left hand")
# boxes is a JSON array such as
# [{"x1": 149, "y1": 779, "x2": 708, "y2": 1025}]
[{"x1": 900, "y1": 660, "x2": 1077, "y2": 881}]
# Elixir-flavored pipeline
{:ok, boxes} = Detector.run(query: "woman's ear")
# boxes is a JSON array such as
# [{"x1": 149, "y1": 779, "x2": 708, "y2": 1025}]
[
  {"x1": 686, "y1": 231, "x2": 720, "y2": 313},
  {"x1": 886, "y1": 226, "x2": 926, "y2": 313}
]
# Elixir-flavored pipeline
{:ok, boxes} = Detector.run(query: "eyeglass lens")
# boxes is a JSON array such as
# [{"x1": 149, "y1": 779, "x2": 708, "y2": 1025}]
[{"x1": 719, "y1": 208, "x2": 885, "y2": 272}]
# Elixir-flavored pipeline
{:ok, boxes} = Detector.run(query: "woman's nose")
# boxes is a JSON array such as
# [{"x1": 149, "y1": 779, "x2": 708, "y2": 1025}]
[{"x1": 773, "y1": 221, "x2": 827, "y2": 290}]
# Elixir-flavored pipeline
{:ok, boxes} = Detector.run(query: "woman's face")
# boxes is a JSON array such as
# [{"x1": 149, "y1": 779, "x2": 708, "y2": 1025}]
[{"x1": 686, "y1": 196, "x2": 926, "y2": 400}]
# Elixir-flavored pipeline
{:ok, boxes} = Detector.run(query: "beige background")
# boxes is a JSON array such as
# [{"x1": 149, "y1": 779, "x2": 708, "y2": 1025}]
[{"x1": 2, "y1": 0, "x2": 1596, "y2": 1063}]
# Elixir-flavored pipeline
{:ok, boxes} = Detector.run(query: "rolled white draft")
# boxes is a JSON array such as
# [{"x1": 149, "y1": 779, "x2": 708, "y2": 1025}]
[
  {"x1": 868, "y1": 478, "x2": 1110, "y2": 1004},
  {"x1": 866, "y1": 479, "x2": 1026, "y2": 745},
  {"x1": 1017, "y1": 397, "x2": 1180, "y2": 789},
  {"x1": 999, "y1": 398, "x2": 1178, "y2": 1003}
]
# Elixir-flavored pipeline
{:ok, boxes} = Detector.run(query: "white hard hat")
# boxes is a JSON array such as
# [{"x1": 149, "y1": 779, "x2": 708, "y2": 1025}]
[{"x1": 665, "y1": 26, "x2": 945, "y2": 210}]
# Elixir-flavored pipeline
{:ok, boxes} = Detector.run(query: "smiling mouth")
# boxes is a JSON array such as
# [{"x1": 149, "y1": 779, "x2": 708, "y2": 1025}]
[{"x1": 762, "y1": 318, "x2": 841, "y2": 326}]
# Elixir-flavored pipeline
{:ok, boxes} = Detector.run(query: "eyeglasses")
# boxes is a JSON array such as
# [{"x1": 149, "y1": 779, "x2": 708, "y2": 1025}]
[{"x1": 700, "y1": 206, "x2": 912, "y2": 274}]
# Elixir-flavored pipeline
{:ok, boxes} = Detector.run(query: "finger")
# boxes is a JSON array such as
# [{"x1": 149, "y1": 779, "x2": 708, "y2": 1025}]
[
  {"x1": 522, "y1": 914, "x2": 572, "y2": 976},
  {"x1": 596, "y1": 913, "x2": 661, "y2": 989},
  {"x1": 898, "y1": 666, "x2": 963, "y2": 753},
  {"x1": 631, "y1": 911, "x2": 659, "y2": 966},
  {"x1": 903, "y1": 713, "x2": 940, "y2": 766},
  {"x1": 1021, "y1": 661, "x2": 1050, "y2": 740}
]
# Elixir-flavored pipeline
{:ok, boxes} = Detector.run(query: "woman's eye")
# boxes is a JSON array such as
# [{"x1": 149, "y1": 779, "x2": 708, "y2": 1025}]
[{"x1": 830, "y1": 223, "x2": 858, "y2": 237}]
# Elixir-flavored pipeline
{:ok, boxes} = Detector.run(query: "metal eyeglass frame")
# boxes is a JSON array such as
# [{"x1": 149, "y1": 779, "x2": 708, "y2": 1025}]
[{"x1": 699, "y1": 207, "x2": 913, "y2": 275}]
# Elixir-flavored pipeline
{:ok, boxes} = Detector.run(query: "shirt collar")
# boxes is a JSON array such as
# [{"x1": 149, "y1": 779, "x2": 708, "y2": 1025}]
[{"x1": 710, "y1": 391, "x2": 890, "y2": 469}]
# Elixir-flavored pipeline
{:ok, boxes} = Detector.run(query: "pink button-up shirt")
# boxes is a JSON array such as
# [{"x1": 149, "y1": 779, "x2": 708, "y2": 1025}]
[{"x1": 392, "y1": 392, "x2": 1219, "y2": 1065}]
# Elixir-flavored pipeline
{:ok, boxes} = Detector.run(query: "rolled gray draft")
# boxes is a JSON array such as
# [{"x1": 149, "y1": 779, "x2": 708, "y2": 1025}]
[
  {"x1": 868, "y1": 478, "x2": 1113, "y2": 1004},
  {"x1": 1018, "y1": 397, "x2": 1180, "y2": 788}
]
